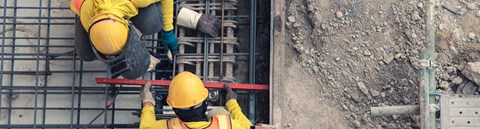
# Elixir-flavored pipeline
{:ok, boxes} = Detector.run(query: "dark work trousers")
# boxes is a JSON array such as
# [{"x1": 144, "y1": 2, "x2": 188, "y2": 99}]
[{"x1": 130, "y1": 2, "x2": 164, "y2": 35}]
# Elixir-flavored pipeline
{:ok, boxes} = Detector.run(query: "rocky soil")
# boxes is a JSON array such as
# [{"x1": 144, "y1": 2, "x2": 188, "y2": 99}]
[{"x1": 283, "y1": 0, "x2": 480, "y2": 128}]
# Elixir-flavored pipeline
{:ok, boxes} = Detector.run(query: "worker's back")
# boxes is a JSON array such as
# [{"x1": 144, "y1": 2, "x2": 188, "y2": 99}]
[{"x1": 69, "y1": 0, "x2": 137, "y2": 31}]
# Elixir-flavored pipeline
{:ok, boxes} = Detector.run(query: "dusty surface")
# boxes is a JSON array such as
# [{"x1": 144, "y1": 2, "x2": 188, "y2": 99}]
[{"x1": 281, "y1": 0, "x2": 480, "y2": 128}]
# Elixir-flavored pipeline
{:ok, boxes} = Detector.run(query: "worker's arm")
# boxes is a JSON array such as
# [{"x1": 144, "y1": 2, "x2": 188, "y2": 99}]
[
  {"x1": 226, "y1": 99, "x2": 252, "y2": 129},
  {"x1": 160, "y1": 0, "x2": 174, "y2": 31},
  {"x1": 130, "y1": 0, "x2": 173, "y2": 31},
  {"x1": 140, "y1": 81, "x2": 168, "y2": 129},
  {"x1": 140, "y1": 103, "x2": 168, "y2": 129},
  {"x1": 224, "y1": 83, "x2": 252, "y2": 129},
  {"x1": 140, "y1": 103, "x2": 156, "y2": 129}
]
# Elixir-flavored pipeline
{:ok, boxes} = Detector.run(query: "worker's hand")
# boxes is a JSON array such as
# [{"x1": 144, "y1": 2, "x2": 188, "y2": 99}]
[
  {"x1": 140, "y1": 81, "x2": 155, "y2": 106},
  {"x1": 162, "y1": 30, "x2": 178, "y2": 56},
  {"x1": 177, "y1": 8, "x2": 220, "y2": 37},
  {"x1": 196, "y1": 14, "x2": 220, "y2": 37},
  {"x1": 224, "y1": 83, "x2": 237, "y2": 101},
  {"x1": 147, "y1": 55, "x2": 160, "y2": 72}
]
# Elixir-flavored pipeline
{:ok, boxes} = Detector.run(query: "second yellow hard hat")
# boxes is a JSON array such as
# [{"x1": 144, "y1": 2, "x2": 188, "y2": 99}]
[{"x1": 167, "y1": 72, "x2": 208, "y2": 108}]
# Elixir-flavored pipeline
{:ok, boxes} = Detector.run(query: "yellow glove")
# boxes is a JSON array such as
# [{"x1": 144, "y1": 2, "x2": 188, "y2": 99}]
[{"x1": 140, "y1": 81, "x2": 155, "y2": 106}]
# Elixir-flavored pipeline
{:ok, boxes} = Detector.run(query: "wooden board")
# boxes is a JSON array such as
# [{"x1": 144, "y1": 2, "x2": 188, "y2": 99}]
[{"x1": 269, "y1": 0, "x2": 286, "y2": 128}]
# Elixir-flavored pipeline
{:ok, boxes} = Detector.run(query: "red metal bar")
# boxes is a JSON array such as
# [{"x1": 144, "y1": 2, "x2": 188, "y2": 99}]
[{"x1": 95, "y1": 78, "x2": 269, "y2": 91}]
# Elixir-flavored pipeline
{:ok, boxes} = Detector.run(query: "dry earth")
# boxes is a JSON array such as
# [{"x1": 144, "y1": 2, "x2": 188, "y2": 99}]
[{"x1": 282, "y1": 0, "x2": 480, "y2": 128}]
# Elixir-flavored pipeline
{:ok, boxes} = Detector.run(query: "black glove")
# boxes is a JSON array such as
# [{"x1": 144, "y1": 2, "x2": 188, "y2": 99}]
[
  {"x1": 196, "y1": 14, "x2": 221, "y2": 37},
  {"x1": 224, "y1": 83, "x2": 237, "y2": 101}
]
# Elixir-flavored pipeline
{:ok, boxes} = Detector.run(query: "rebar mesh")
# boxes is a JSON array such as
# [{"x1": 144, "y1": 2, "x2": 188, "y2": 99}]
[{"x1": 0, "y1": 0, "x2": 263, "y2": 128}]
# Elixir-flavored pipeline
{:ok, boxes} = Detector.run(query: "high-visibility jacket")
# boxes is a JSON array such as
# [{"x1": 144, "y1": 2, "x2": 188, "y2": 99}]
[
  {"x1": 167, "y1": 115, "x2": 232, "y2": 129},
  {"x1": 69, "y1": 0, "x2": 174, "y2": 32},
  {"x1": 140, "y1": 99, "x2": 252, "y2": 129}
]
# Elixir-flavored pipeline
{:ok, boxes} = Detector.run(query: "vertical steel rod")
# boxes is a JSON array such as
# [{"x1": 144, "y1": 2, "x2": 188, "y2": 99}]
[
  {"x1": 103, "y1": 86, "x2": 109, "y2": 129},
  {"x1": 70, "y1": 14, "x2": 78, "y2": 128},
  {"x1": 43, "y1": 0, "x2": 53, "y2": 127},
  {"x1": 248, "y1": 0, "x2": 257, "y2": 123},
  {"x1": 71, "y1": 47, "x2": 77, "y2": 129},
  {"x1": 219, "y1": 0, "x2": 225, "y2": 82},
  {"x1": 33, "y1": 0, "x2": 44, "y2": 128},
  {"x1": 77, "y1": 60, "x2": 85, "y2": 128},
  {"x1": 7, "y1": 0, "x2": 19, "y2": 127},
  {"x1": 203, "y1": 0, "x2": 211, "y2": 82},
  {"x1": 420, "y1": 0, "x2": 436, "y2": 128}
]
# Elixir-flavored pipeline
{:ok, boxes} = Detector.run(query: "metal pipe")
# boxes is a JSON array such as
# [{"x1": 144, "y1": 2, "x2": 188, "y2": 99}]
[
  {"x1": 370, "y1": 105, "x2": 420, "y2": 116},
  {"x1": 248, "y1": 0, "x2": 258, "y2": 123},
  {"x1": 420, "y1": 0, "x2": 437, "y2": 129}
]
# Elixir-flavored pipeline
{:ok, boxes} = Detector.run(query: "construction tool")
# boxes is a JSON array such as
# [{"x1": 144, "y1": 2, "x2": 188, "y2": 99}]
[{"x1": 95, "y1": 78, "x2": 269, "y2": 91}]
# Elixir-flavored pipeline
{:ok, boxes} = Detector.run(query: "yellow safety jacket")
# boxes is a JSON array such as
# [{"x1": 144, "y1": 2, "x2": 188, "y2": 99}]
[
  {"x1": 69, "y1": 0, "x2": 174, "y2": 32},
  {"x1": 140, "y1": 99, "x2": 252, "y2": 129}
]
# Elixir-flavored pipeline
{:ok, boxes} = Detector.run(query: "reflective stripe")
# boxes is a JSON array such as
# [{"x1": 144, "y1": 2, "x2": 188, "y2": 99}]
[
  {"x1": 73, "y1": 0, "x2": 84, "y2": 11},
  {"x1": 69, "y1": 0, "x2": 80, "y2": 15},
  {"x1": 167, "y1": 115, "x2": 232, "y2": 129},
  {"x1": 129, "y1": 0, "x2": 138, "y2": 11},
  {"x1": 217, "y1": 115, "x2": 228, "y2": 129}
]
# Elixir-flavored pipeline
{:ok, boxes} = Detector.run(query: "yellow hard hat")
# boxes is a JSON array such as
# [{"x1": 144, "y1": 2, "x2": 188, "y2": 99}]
[
  {"x1": 88, "y1": 13, "x2": 129, "y2": 55},
  {"x1": 167, "y1": 72, "x2": 208, "y2": 108}
]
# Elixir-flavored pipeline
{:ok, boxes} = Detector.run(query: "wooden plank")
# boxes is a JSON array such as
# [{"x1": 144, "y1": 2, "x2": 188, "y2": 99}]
[{"x1": 269, "y1": 0, "x2": 286, "y2": 128}]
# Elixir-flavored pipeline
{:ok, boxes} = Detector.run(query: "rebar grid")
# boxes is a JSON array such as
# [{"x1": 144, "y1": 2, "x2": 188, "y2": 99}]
[
  {"x1": 176, "y1": 0, "x2": 238, "y2": 82},
  {"x1": 0, "y1": 0, "x2": 152, "y2": 128},
  {"x1": 0, "y1": 0, "x2": 263, "y2": 128}
]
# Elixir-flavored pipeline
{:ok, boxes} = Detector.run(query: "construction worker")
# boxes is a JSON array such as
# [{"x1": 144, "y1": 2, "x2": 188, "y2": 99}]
[
  {"x1": 139, "y1": 72, "x2": 252, "y2": 129},
  {"x1": 69, "y1": 0, "x2": 178, "y2": 79}
]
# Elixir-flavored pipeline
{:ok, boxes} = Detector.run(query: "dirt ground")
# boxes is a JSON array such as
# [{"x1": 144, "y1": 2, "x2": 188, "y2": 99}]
[{"x1": 281, "y1": 0, "x2": 480, "y2": 128}]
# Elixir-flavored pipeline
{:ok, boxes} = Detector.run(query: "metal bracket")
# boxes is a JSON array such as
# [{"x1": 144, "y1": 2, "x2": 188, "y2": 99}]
[{"x1": 418, "y1": 59, "x2": 436, "y2": 68}]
